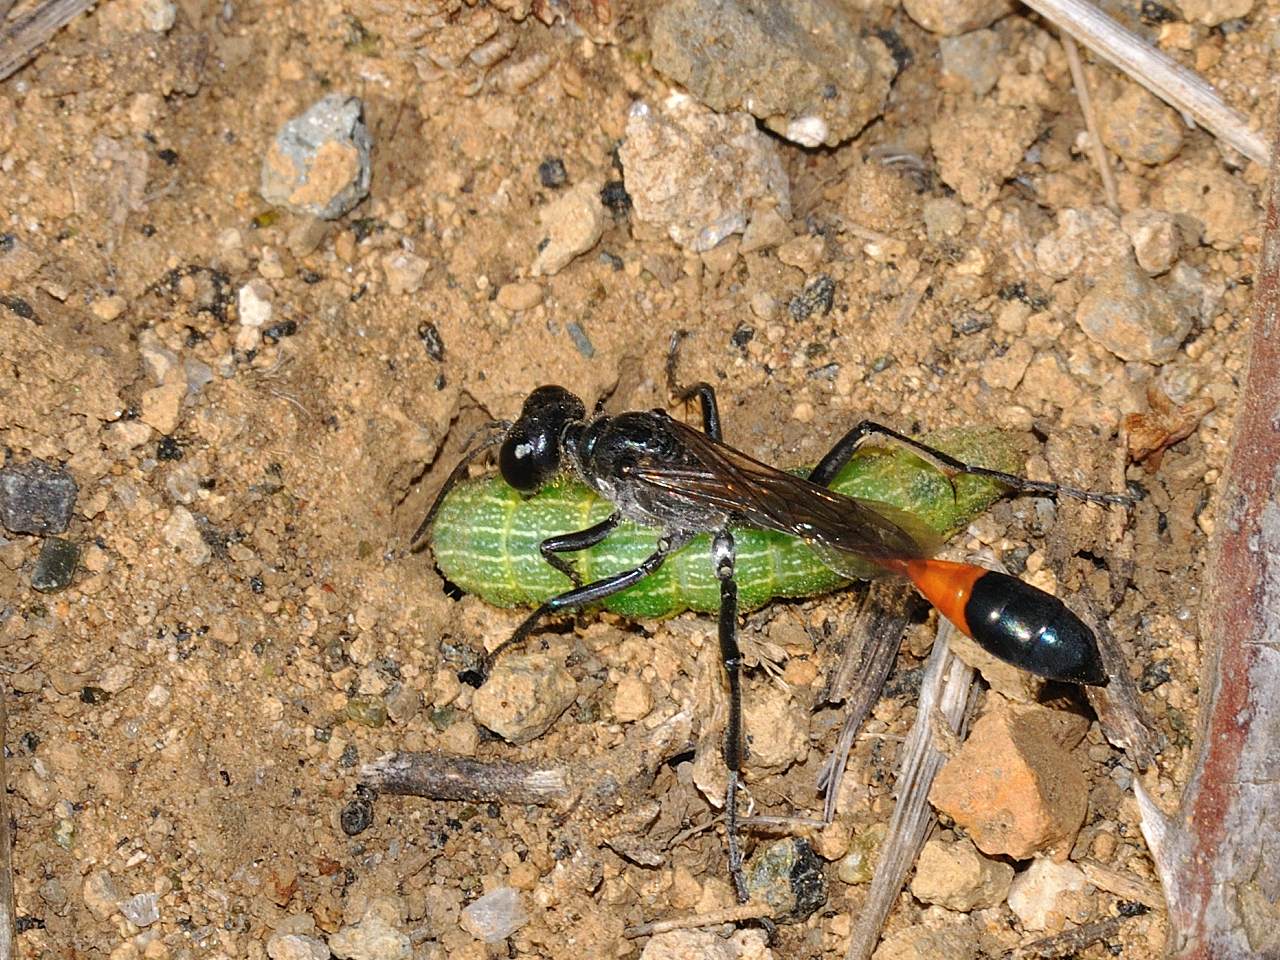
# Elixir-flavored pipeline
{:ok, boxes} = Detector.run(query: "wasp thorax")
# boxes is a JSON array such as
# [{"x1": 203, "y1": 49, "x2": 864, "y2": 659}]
[{"x1": 499, "y1": 385, "x2": 586, "y2": 492}]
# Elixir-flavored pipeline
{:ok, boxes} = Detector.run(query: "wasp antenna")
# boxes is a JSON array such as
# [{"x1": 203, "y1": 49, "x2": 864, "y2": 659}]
[{"x1": 409, "y1": 423, "x2": 510, "y2": 551}]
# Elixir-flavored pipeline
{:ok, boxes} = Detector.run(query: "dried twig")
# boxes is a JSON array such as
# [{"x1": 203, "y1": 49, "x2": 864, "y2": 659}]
[
  {"x1": 1060, "y1": 34, "x2": 1119, "y2": 211},
  {"x1": 817, "y1": 581, "x2": 915, "y2": 823},
  {"x1": 1134, "y1": 102, "x2": 1280, "y2": 958},
  {"x1": 1005, "y1": 914, "x2": 1130, "y2": 958},
  {"x1": 0, "y1": 0, "x2": 97, "y2": 82},
  {"x1": 361, "y1": 711, "x2": 693, "y2": 813},
  {"x1": 1022, "y1": 0, "x2": 1268, "y2": 164},
  {"x1": 1078, "y1": 859, "x2": 1164, "y2": 911},
  {"x1": 843, "y1": 617, "x2": 978, "y2": 960},
  {"x1": 623, "y1": 903, "x2": 773, "y2": 939}
]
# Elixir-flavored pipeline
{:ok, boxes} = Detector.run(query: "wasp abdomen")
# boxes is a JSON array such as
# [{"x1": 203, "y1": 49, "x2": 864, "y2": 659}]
[{"x1": 963, "y1": 571, "x2": 1107, "y2": 686}]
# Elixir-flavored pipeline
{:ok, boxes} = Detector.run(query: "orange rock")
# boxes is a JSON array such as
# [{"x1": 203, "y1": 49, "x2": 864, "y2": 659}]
[{"x1": 928, "y1": 695, "x2": 1090, "y2": 859}]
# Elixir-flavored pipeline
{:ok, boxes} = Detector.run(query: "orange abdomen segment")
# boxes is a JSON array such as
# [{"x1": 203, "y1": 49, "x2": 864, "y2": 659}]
[{"x1": 903, "y1": 559, "x2": 985, "y2": 638}]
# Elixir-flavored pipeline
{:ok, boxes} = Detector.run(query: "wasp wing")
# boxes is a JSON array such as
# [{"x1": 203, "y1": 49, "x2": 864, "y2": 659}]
[{"x1": 631, "y1": 419, "x2": 941, "y2": 579}]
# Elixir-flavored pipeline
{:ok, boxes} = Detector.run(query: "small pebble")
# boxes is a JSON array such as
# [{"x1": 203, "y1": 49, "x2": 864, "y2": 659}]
[
  {"x1": 459, "y1": 887, "x2": 528, "y2": 944},
  {"x1": 650, "y1": 0, "x2": 891, "y2": 147},
  {"x1": 345, "y1": 694, "x2": 388, "y2": 728},
  {"x1": 939, "y1": 29, "x2": 1000, "y2": 96},
  {"x1": 929, "y1": 696, "x2": 1090, "y2": 859},
  {"x1": 745, "y1": 838, "x2": 827, "y2": 921},
  {"x1": 161, "y1": 506, "x2": 211, "y2": 566},
  {"x1": 1099, "y1": 82, "x2": 1184, "y2": 166},
  {"x1": 119, "y1": 892, "x2": 160, "y2": 927},
  {"x1": 903, "y1": 0, "x2": 1014, "y2": 35},
  {"x1": 382, "y1": 251, "x2": 430, "y2": 296},
  {"x1": 82, "y1": 870, "x2": 122, "y2": 919},
  {"x1": 471, "y1": 653, "x2": 577, "y2": 744},
  {"x1": 340, "y1": 797, "x2": 374, "y2": 836},
  {"x1": 495, "y1": 281, "x2": 544, "y2": 312},
  {"x1": 836, "y1": 824, "x2": 885, "y2": 885},
  {"x1": 0, "y1": 459, "x2": 78, "y2": 535},
  {"x1": 1006, "y1": 858, "x2": 1090, "y2": 931},
  {"x1": 1122, "y1": 209, "x2": 1181, "y2": 275},
  {"x1": 619, "y1": 99, "x2": 790, "y2": 253},
  {"x1": 611, "y1": 675, "x2": 652, "y2": 723},
  {"x1": 531, "y1": 180, "x2": 606, "y2": 276},
  {"x1": 328, "y1": 901, "x2": 410, "y2": 960},
  {"x1": 266, "y1": 932, "x2": 330, "y2": 960},
  {"x1": 261, "y1": 94, "x2": 372, "y2": 220},
  {"x1": 538, "y1": 156, "x2": 567, "y2": 188},
  {"x1": 140, "y1": 381, "x2": 185, "y2": 434},
  {"x1": 91, "y1": 295, "x2": 127, "y2": 321},
  {"x1": 910, "y1": 837, "x2": 1013, "y2": 911},
  {"x1": 31, "y1": 537, "x2": 78, "y2": 592},
  {"x1": 1075, "y1": 256, "x2": 1194, "y2": 363}
]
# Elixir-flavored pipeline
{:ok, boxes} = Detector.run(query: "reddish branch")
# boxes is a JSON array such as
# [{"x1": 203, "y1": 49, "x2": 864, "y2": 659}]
[{"x1": 1135, "y1": 112, "x2": 1280, "y2": 957}]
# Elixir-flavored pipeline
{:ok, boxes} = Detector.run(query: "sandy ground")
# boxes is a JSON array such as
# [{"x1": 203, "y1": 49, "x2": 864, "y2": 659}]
[{"x1": 0, "y1": 0, "x2": 1273, "y2": 956}]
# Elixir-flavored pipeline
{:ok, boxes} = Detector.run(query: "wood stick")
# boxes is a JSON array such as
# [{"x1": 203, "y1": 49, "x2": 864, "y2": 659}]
[
  {"x1": 1061, "y1": 34, "x2": 1119, "y2": 211},
  {"x1": 817, "y1": 581, "x2": 914, "y2": 823},
  {"x1": 360, "y1": 710, "x2": 693, "y2": 813},
  {"x1": 843, "y1": 617, "x2": 978, "y2": 960},
  {"x1": 1022, "y1": 0, "x2": 1268, "y2": 165},
  {"x1": 0, "y1": 0, "x2": 97, "y2": 82},
  {"x1": 1133, "y1": 98, "x2": 1280, "y2": 958},
  {"x1": 361, "y1": 753, "x2": 572, "y2": 806},
  {"x1": 623, "y1": 902, "x2": 773, "y2": 939}
]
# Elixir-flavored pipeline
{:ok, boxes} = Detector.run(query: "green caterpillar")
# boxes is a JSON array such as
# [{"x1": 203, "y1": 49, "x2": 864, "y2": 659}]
[{"x1": 427, "y1": 428, "x2": 1024, "y2": 619}]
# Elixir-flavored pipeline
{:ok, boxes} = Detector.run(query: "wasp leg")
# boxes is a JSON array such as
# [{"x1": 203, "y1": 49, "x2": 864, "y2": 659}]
[
  {"x1": 410, "y1": 422, "x2": 511, "y2": 550},
  {"x1": 808, "y1": 420, "x2": 1131, "y2": 506},
  {"x1": 712, "y1": 528, "x2": 749, "y2": 903},
  {"x1": 538, "y1": 513, "x2": 621, "y2": 588},
  {"x1": 666, "y1": 330, "x2": 723, "y2": 440},
  {"x1": 460, "y1": 531, "x2": 692, "y2": 687}
]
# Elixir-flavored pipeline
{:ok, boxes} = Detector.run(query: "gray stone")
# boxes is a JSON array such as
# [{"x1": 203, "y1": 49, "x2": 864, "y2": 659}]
[
  {"x1": 939, "y1": 29, "x2": 1001, "y2": 96},
  {"x1": 1099, "y1": 83, "x2": 1183, "y2": 166},
  {"x1": 460, "y1": 887, "x2": 528, "y2": 944},
  {"x1": 31, "y1": 537, "x2": 78, "y2": 593},
  {"x1": 471, "y1": 653, "x2": 576, "y2": 744},
  {"x1": 261, "y1": 94, "x2": 372, "y2": 220},
  {"x1": 650, "y1": 0, "x2": 893, "y2": 148},
  {"x1": 267, "y1": 933, "x2": 331, "y2": 960},
  {"x1": 745, "y1": 838, "x2": 826, "y2": 921},
  {"x1": 1075, "y1": 257, "x2": 1194, "y2": 363},
  {"x1": 903, "y1": 0, "x2": 1014, "y2": 35},
  {"x1": 119, "y1": 891, "x2": 160, "y2": 927},
  {"x1": 620, "y1": 98, "x2": 790, "y2": 252},
  {"x1": 0, "y1": 460, "x2": 77, "y2": 534}
]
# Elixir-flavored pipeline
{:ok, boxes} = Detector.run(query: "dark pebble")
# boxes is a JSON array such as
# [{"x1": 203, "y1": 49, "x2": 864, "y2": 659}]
[
  {"x1": 600, "y1": 180, "x2": 631, "y2": 217},
  {"x1": 31, "y1": 537, "x2": 79, "y2": 593},
  {"x1": 745, "y1": 837, "x2": 827, "y2": 921},
  {"x1": 1, "y1": 295, "x2": 36, "y2": 321},
  {"x1": 788, "y1": 275, "x2": 836, "y2": 321},
  {"x1": 566, "y1": 321, "x2": 595, "y2": 358},
  {"x1": 340, "y1": 797, "x2": 374, "y2": 835},
  {"x1": 538, "y1": 156, "x2": 567, "y2": 188},
  {"x1": 156, "y1": 437, "x2": 184, "y2": 461},
  {"x1": 80, "y1": 686, "x2": 111, "y2": 705},
  {"x1": 418, "y1": 322, "x2": 445, "y2": 361},
  {"x1": 0, "y1": 460, "x2": 78, "y2": 534}
]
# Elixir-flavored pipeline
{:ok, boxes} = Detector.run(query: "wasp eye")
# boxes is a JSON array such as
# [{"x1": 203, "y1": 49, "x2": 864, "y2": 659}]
[{"x1": 500, "y1": 432, "x2": 558, "y2": 492}]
